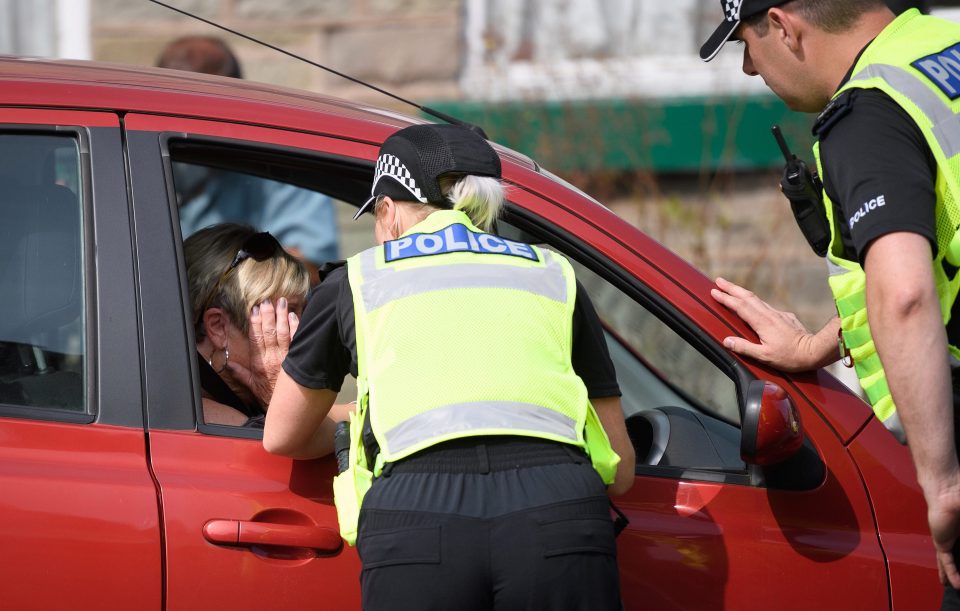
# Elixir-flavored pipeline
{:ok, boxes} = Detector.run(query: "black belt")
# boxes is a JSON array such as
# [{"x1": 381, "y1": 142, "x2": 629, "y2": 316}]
[{"x1": 384, "y1": 437, "x2": 588, "y2": 475}]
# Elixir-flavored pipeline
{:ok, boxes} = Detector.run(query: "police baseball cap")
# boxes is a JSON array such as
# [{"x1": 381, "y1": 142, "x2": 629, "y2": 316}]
[
  {"x1": 353, "y1": 123, "x2": 502, "y2": 220},
  {"x1": 699, "y1": 0, "x2": 790, "y2": 62}
]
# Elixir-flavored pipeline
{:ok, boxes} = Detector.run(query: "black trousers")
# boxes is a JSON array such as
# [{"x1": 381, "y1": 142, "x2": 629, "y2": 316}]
[{"x1": 356, "y1": 438, "x2": 623, "y2": 611}]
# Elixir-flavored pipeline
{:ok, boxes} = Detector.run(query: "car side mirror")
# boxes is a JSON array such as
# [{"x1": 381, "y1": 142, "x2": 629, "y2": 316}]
[{"x1": 741, "y1": 380, "x2": 803, "y2": 466}]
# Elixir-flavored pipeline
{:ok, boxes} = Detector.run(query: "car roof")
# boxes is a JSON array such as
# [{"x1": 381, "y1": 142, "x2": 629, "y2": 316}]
[{"x1": 0, "y1": 56, "x2": 539, "y2": 170}]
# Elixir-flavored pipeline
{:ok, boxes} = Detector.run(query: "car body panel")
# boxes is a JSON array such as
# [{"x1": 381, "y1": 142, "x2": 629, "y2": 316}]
[
  {"x1": 849, "y1": 418, "x2": 941, "y2": 609},
  {"x1": 615, "y1": 430, "x2": 891, "y2": 609},
  {"x1": 148, "y1": 430, "x2": 360, "y2": 609},
  {"x1": 0, "y1": 421, "x2": 162, "y2": 610}
]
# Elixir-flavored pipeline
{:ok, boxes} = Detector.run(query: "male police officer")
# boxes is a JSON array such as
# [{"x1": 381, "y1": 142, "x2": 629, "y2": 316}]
[{"x1": 701, "y1": 0, "x2": 960, "y2": 604}]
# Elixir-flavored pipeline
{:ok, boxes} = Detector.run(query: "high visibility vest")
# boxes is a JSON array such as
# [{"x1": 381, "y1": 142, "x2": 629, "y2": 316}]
[
  {"x1": 332, "y1": 209, "x2": 619, "y2": 544},
  {"x1": 812, "y1": 9, "x2": 960, "y2": 442}
]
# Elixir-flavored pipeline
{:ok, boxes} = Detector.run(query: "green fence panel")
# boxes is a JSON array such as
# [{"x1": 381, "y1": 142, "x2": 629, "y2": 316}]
[{"x1": 425, "y1": 96, "x2": 814, "y2": 173}]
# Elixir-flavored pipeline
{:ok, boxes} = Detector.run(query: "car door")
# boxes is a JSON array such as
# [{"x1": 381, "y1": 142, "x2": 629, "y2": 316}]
[
  {"x1": 124, "y1": 114, "x2": 376, "y2": 609},
  {"x1": 0, "y1": 110, "x2": 161, "y2": 609},
  {"x1": 499, "y1": 177, "x2": 891, "y2": 610}
]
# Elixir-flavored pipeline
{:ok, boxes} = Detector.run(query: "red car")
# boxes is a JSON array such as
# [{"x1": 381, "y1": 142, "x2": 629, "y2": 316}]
[{"x1": 0, "y1": 56, "x2": 939, "y2": 610}]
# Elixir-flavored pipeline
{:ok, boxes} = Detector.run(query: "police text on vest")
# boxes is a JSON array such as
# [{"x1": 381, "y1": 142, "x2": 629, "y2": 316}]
[
  {"x1": 385, "y1": 223, "x2": 540, "y2": 262},
  {"x1": 848, "y1": 195, "x2": 886, "y2": 230}
]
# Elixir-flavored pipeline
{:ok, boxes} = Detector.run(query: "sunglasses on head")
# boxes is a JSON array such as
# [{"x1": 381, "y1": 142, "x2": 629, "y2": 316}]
[{"x1": 194, "y1": 231, "x2": 282, "y2": 328}]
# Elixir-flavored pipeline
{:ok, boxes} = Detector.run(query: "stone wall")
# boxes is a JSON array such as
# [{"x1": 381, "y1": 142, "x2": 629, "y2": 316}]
[{"x1": 90, "y1": 0, "x2": 463, "y2": 106}]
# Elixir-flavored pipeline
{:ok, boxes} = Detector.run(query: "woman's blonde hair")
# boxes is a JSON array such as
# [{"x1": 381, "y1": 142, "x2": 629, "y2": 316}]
[{"x1": 185, "y1": 223, "x2": 309, "y2": 338}]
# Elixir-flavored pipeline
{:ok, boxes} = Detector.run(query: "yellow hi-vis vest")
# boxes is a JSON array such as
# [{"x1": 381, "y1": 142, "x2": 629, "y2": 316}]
[
  {"x1": 812, "y1": 9, "x2": 960, "y2": 443},
  {"x1": 332, "y1": 209, "x2": 620, "y2": 544}
]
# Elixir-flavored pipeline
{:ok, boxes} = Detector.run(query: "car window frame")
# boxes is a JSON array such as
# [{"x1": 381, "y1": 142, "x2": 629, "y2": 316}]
[
  {"x1": 0, "y1": 125, "x2": 96, "y2": 425},
  {"x1": 157, "y1": 132, "x2": 374, "y2": 437},
  {"x1": 500, "y1": 204, "x2": 763, "y2": 486}
]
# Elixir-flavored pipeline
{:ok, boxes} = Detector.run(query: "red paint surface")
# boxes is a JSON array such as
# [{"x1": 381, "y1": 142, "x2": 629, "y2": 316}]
[{"x1": 0, "y1": 419, "x2": 162, "y2": 609}]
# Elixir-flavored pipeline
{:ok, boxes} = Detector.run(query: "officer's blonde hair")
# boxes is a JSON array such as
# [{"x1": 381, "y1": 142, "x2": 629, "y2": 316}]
[
  {"x1": 376, "y1": 174, "x2": 505, "y2": 233},
  {"x1": 440, "y1": 174, "x2": 504, "y2": 233},
  {"x1": 185, "y1": 223, "x2": 310, "y2": 338}
]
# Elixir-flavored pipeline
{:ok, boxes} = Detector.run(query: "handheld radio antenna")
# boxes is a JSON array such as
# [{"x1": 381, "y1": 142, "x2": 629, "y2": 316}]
[
  {"x1": 146, "y1": 0, "x2": 486, "y2": 137},
  {"x1": 771, "y1": 125, "x2": 796, "y2": 161}
]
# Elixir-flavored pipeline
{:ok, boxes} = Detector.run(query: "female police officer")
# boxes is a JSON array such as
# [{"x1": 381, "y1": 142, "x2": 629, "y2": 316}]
[{"x1": 264, "y1": 123, "x2": 634, "y2": 610}]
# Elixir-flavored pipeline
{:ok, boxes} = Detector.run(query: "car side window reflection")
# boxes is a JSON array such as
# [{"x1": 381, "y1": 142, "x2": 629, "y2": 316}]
[
  {"x1": 172, "y1": 161, "x2": 344, "y2": 272},
  {"x1": 571, "y1": 261, "x2": 739, "y2": 424},
  {"x1": 565, "y1": 260, "x2": 745, "y2": 474},
  {"x1": 0, "y1": 134, "x2": 86, "y2": 414}
]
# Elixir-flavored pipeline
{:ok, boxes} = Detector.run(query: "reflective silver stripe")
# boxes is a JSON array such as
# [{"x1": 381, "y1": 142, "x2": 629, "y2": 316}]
[
  {"x1": 358, "y1": 249, "x2": 567, "y2": 312},
  {"x1": 882, "y1": 411, "x2": 907, "y2": 445},
  {"x1": 383, "y1": 401, "x2": 579, "y2": 453},
  {"x1": 826, "y1": 258, "x2": 849, "y2": 277},
  {"x1": 852, "y1": 64, "x2": 960, "y2": 158}
]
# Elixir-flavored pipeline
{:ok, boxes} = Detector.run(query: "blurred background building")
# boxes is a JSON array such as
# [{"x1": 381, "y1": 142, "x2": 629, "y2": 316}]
[{"x1": 2, "y1": 0, "x2": 956, "y2": 389}]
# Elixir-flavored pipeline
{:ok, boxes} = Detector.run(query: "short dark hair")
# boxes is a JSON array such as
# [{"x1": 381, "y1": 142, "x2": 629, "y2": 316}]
[
  {"x1": 156, "y1": 36, "x2": 243, "y2": 79},
  {"x1": 744, "y1": 0, "x2": 887, "y2": 36}
]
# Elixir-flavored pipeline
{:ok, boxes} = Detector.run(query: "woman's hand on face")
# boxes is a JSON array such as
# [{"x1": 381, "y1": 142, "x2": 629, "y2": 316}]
[{"x1": 228, "y1": 297, "x2": 300, "y2": 407}]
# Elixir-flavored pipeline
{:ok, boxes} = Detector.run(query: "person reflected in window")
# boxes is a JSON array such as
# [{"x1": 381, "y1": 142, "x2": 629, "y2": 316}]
[
  {"x1": 157, "y1": 36, "x2": 340, "y2": 282},
  {"x1": 185, "y1": 223, "x2": 309, "y2": 426}
]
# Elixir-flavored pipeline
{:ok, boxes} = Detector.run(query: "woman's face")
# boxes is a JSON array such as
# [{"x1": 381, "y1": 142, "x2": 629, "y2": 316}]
[{"x1": 218, "y1": 293, "x2": 305, "y2": 400}]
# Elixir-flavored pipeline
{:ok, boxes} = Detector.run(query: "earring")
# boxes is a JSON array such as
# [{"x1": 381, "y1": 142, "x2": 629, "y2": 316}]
[{"x1": 208, "y1": 345, "x2": 230, "y2": 374}]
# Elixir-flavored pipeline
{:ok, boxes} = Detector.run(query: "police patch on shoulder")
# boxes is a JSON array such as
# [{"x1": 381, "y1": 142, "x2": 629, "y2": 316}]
[
  {"x1": 912, "y1": 42, "x2": 960, "y2": 100},
  {"x1": 384, "y1": 223, "x2": 540, "y2": 263}
]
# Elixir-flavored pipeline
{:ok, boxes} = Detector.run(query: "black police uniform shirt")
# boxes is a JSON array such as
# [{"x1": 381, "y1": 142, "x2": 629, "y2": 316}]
[
  {"x1": 819, "y1": 88, "x2": 937, "y2": 265},
  {"x1": 818, "y1": 53, "x2": 960, "y2": 392},
  {"x1": 283, "y1": 265, "x2": 622, "y2": 399}
]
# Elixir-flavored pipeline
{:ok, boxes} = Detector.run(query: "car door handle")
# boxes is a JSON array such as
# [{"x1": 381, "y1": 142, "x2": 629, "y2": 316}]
[{"x1": 204, "y1": 519, "x2": 342, "y2": 552}]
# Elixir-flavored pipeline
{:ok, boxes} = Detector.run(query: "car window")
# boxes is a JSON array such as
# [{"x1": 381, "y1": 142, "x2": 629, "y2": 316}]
[
  {"x1": 172, "y1": 161, "x2": 346, "y2": 267},
  {"x1": 166, "y1": 142, "x2": 372, "y2": 430},
  {"x1": 499, "y1": 216, "x2": 744, "y2": 476},
  {"x1": 0, "y1": 133, "x2": 86, "y2": 414},
  {"x1": 570, "y1": 261, "x2": 739, "y2": 425},
  {"x1": 567, "y1": 260, "x2": 744, "y2": 473}
]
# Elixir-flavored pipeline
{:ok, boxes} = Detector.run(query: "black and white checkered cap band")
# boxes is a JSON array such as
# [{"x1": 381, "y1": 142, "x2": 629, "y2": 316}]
[
  {"x1": 371, "y1": 153, "x2": 427, "y2": 204},
  {"x1": 723, "y1": 0, "x2": 743, "y2": 21}
]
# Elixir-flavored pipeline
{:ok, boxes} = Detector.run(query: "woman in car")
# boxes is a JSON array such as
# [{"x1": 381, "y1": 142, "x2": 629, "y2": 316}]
[
  {"x1": 263, "y1": 124, "x2": 634, "y2": 610},
  {"x1": 185, "y1": 223, "x2": 309, "y2": 427}
]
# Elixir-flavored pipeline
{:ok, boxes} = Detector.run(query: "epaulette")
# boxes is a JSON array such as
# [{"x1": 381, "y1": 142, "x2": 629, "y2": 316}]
[
  {"x1": 317, "y1": 259, "x2": 347, "y2": 283},
  {"x1": 812, "y1": 89, "x2": 856, "y2": 138}
]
